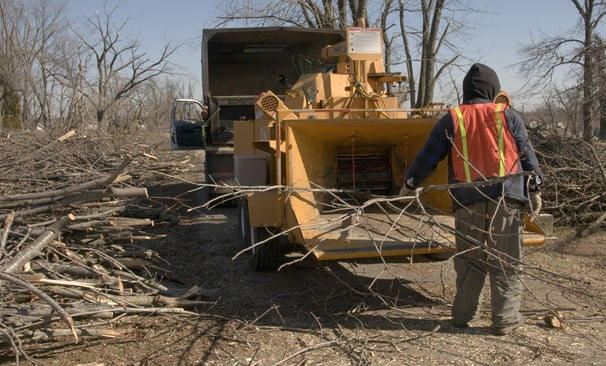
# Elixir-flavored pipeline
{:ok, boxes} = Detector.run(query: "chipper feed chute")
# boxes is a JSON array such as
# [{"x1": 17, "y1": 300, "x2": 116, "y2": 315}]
[{"x1": 282, "y1": 117, "x2": 546, "y2": 261}]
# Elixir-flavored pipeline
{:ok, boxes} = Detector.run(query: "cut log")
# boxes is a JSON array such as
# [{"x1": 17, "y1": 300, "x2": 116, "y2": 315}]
[
  {"x1": 0, "y1": 158, "x2": 132, "y2": 205},
  {"x1": 0, "y1": 214, "x2": 74, "y2": 274},
  {"x1": 0, "y1": 272, "x2": 79, "y2": 343},
  {"x1": 0, "y1": 212, "x2": 14, "y2": 258},
  {"x1": 1, "y1": 328, "x2": 127, "y2": 342},
  {"x1": 578, "y1": 211, "x2": 606, "y2": 237},
  {"x1": 1, "y1": 187, "x2": 148, "y2": 219}
]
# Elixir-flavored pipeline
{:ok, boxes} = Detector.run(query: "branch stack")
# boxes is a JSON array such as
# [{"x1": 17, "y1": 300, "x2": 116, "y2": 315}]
[
  {"x1": 530, "y1": 131, "x2": 606, "y2": 226},
  {"x1": 0, "y1": 130, "x2": 211, "y2": 350}
]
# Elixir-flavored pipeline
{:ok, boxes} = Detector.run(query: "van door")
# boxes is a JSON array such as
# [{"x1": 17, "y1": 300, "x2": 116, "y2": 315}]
[{"x1": 170, "y1": 99, "x2": 207, "y2": 150}]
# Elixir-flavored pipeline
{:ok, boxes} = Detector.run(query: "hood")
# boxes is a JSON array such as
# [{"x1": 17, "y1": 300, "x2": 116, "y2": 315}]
[{"x1": 463, "y1": 63, "x2": 500, "y2": 101}]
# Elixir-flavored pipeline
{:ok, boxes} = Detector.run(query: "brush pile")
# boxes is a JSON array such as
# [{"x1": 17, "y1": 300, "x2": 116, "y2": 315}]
[
  {"x1": 0, "y1": 130, "x2": 211, "y2": 347},
  {"x1": 530, "y1": 131, "x2": 606, "y2": 227}
]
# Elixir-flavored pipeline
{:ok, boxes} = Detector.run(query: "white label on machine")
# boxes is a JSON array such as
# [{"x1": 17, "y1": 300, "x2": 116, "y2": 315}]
[{"x1": 348, "y1": 28, "x2": 382, "y2": 54}]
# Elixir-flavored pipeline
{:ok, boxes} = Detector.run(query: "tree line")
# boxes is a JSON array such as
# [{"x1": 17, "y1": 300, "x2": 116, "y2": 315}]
[
  {"x1": 0, "y1": 0, "x2": 193, "y2": 133},
  {"x1": 1, "y1": 0, "x2": 606, "y2": 141}
]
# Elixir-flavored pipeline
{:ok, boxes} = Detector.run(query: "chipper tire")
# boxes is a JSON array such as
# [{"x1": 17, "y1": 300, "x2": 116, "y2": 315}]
[
  {"x1": 249, "y1": 226, "x2": 282, "y2": 271},
  {"x1": 237, "y1": 198, "x2": 251, "y2": 249}
]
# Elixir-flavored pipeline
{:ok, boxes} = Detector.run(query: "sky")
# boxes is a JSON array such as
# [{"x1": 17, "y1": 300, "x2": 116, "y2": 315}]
[{"x1": 63, "y1": 0, "x2": 592, "y2": 107}]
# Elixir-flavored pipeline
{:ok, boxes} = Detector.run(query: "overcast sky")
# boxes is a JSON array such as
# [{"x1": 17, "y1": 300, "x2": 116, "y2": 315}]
[{"x1": 64, "y1": 0, "x2": 597, "y2": 107}]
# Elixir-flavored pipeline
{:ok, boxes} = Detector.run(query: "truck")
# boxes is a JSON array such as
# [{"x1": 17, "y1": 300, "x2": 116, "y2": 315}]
[
  {"x1": 171, "y1": 26, "x2": 551, "y2": 271},
  {"x1": 170, "y1": 27, "x2": 345, "y2": 196}
]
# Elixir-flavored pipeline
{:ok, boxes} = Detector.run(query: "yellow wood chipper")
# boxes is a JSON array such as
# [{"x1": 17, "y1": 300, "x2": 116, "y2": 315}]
[{"x1": 228, "y1": 27, "x2": 550, "y2": 270}]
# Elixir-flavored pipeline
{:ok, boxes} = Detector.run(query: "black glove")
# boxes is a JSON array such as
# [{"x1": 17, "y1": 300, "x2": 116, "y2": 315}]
[
  {"x1": 399, "y1": 177, "x2": 415, "y2": 196},
  {"x1": 399, "y1": 186, "x2": 412, "y2": 196},
  {"x1": 528, "y1": 174, "x2": 543, "y2": 192}
]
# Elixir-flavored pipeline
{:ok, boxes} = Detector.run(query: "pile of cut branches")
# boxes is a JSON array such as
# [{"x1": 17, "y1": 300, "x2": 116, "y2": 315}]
[
  {"x1": 530, "y1": 131, "x2": 606, "y2": 227},
  {"x1": 0, "y1": 130, "x2": 211, "y2": 356}
]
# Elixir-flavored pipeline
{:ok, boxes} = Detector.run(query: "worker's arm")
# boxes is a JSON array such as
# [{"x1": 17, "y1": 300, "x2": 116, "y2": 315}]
[
  {"x1": 505, "y1": 109, "x2": 543, "y2": 185},
  {"x1": 506, "y1": 110, "x2": 544, "y2": 215},
  {"x1": 404, "y1": 114, "x2": 452, "y2": 188}
]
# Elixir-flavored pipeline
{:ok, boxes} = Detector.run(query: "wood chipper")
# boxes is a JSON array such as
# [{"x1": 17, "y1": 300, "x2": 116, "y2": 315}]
[{"x1": 233, "y1": 27, "x2": 550, "y2": 270}]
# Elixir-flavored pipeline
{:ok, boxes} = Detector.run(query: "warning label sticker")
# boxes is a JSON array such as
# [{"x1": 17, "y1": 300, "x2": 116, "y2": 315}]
[{"x1": 348, "y1": 28, "x2": 381, "y2": 54}]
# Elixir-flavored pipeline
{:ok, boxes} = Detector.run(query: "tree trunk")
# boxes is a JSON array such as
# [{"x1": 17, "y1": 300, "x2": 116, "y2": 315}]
[
  {"x1": 582, "y1": 3, "x2": 596, "y2": 141},
  {"x1": 0, "y1": 214, "x2": 74, "y2": 274},
  {"x1": 583, "y1": 51, "x2": 595, "y2": 141},
  {"x1": 601, "y1": 90, "x2": 606, "y2": 140},
  {"x1": 96, "y1": 109, "x2": 107, "y2": 131},
  {"x1": 398, "y1": 0, "x2": 416, "y2": 108},
  {"x1": 337, "y1": 0, "x2": 347, "y2": 27},
  {"x1": 415, "y1": 0, "x2": 430, "y2": 108},
  {"x1": 380, "y1": 0, "x2": 394, "y2": 93},
  {"x1": 421, "y1": 0, "x2": 444, "y2": 107}
]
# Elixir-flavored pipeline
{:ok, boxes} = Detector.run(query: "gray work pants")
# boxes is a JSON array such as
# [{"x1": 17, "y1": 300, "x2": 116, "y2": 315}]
[{"x1": 452, "y1": 199, "x2": 524, "y2": 328}]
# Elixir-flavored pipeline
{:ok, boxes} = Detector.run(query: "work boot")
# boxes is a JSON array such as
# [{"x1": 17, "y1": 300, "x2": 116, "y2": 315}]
[
  {"x1": 492, "y1": 317, "x2": 524, "y2": 336},
  {"x1": 452, "y1": 321, "x2": 469, "y2": 329}
]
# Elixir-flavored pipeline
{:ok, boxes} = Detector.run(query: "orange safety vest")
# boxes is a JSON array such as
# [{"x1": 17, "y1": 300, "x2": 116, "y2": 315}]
[{"x1": 450, "y1": 103, "x2": 519, "y2": 182}]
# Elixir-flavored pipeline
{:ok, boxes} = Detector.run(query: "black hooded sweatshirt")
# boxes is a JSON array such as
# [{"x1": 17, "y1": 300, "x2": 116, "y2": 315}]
[{"x1": 404, "y1": 63, "x2": 541, "y2": 208}]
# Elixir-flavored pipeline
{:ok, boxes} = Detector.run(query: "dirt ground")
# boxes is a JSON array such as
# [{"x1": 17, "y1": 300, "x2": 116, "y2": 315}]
[{"x1": 2, "y1": 160, "x2": 605, "y2": 365}]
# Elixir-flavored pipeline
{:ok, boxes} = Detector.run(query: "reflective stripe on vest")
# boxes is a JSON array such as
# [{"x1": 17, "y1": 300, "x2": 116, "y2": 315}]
[
  {"x1": 450, "y1": 103, "x2": 519, "y2": 182},
  {"x1": 454, "y1": 106, "x2": 472, "y2": 182},
  {"x1": 495, "y1": 103, "x2": 506, "y2": 177}
]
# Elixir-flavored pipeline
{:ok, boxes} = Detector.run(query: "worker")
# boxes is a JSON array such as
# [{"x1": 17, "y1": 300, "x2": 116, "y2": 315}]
[{"x1": 400, "y1": 63, "x2": 542, "y2": 336}]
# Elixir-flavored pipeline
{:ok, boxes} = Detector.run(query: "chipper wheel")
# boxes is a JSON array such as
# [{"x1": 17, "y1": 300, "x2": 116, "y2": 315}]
[
  {"x1": 237, "y1": 198, "x2": 282, "y2": 271},
  {"x1": 237, "y1": 198, "x2": 251, "y2": 249},
  {"x1": 249, "y1": 226, "x2": 282, "y2": 271}
]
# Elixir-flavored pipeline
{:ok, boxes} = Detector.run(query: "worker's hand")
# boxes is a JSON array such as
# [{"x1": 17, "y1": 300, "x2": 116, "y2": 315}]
[
  {"x1": 399, "y1": 185, "x2": 413, "y2": 197},
  {"x1": 528, "y1": 174, "x2": 543, "y2": 192},
  {"x1": 529, "y1": 191, "x2": 542, "y2": 218}
]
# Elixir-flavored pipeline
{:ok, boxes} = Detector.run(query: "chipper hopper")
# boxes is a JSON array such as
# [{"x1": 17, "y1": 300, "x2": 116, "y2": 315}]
[{"x1": 233, "y1": 27, "x2": 549, "y2": 270}]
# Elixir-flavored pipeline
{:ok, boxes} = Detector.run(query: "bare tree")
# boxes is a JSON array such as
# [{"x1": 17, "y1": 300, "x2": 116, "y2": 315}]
[
  {"x1": 25, "y1": 0, "x2": 68, "y2": 129},
  {"x1": 595, "y1": 35, "x2": 606, "y2": 140},
  {"x1": 517, "y1": 0, "x2": 606, "y2": 141},
  {"x1": 397, "y1": 0, "x2": 465, "y2": 109},
  {"x1": 145, "y1": 78, "x2": 196, "y2": 130},
  {"x1": 55, "y1": 44, "x2": 90, "y2": 130},
  {"x1": 379, "y1": 0, "x2": 395, "y2": 77},
  {"x1": 0, "y1": 1, "x2": 185, "y2": 133},
  {"x1": 526, "y1": 85, "x2": 583, "y2": 136},
  {"x1": 218, "y1": 0, "x2": 369, "y2": 29},
  {"x1": 109, "y1": 78, "x2": 196, "y2": 133},
  {"x1": 0, "y1": 0, "x2": 28, "y2": 129},
  {"x1": 0, "y1": 0, "x2": 74, "y2": 130},
  {"x1": 216, "y1": 0, "x2": 402, "y2": 94},
  {"x1": 0, "y1": 74, "x2": 22, "y2": 129},
  {"x1": 72, "y1": 6, "x2": 179, "y2": 131},
  {"x1": 217, "y1": 0, "x2": 468, "y2": 109}
]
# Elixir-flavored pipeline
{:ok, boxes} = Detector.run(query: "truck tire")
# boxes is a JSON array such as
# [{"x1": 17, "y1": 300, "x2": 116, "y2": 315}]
[
  {"x1": 237, "y1": 198, "x2": 251, "y2": 249},
  {"x1": 194, "y1": 186, "x2": 210, "y2": 206},
  {"x1": 249, "y1": 226, "x2": 282, "y2": 271}
]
